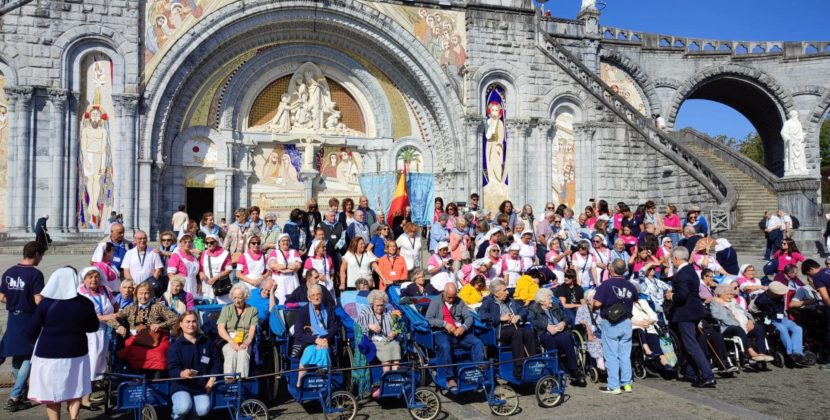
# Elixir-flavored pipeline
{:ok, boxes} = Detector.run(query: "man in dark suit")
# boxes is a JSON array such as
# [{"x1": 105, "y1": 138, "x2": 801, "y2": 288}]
[{"x1": 668, "y1": 247, "x2": 716, "y2": 388}]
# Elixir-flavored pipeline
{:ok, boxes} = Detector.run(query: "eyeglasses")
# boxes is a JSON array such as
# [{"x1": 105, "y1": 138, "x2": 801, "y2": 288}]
[
  {"x1": 265, "y1": 219, "x2": 275, "y2": 223},
  {"x1": 161, "y1": 238, "x2": 173, "y2": 242},
  {"x1": 546, "y1": 207, "x2": 555, "y2": 210},
  {"x1": 592, "y1": 240, "x2": 601, "y2": 244},
  {"x1": 235, "y1": 214, "x2": 245, "y2": 218},
  {"x1": 249, "y1": 242, "x2": 261, "y2": 245}
]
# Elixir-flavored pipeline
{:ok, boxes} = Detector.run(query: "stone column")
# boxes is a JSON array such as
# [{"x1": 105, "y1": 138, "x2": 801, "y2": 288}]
[
  {"x1": 66, "y1": 92, "x2": 80, "y2": 232},
  {"x1": 464, "y1": 114, "x2": 482, "y2": 198},
  {"x1": 5, "y1": 87, "x2": 33, "y2": 232},
  {"x1": 114, "y1": 94, "x2": 140, "y2": 230},
  {"x1": 573, "y1": 123, "x2": 598, "y2": 207},
  {"x1": 47, "y1": 89, "x2": 69, "y2": 232},
  {"x1": 528, "y1": 121, "x2": 552, "y2": 207},
  {"x1": 506, "y1": 118, "x2": 530, "y2": 205},
  {"x1": 137, "y1": 160, "x2": 153, "y2": 233},
  {"x1": 215, "y1": 168, "x2": 235, "y2": 222}
]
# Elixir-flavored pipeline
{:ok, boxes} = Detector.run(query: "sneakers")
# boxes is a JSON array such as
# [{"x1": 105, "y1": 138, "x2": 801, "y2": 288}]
[
  {"x1": 711, "y1": 366, "x2": 720, "y2": 374},
  {"x1": 725, "y1": 365, "x2": 740, "y2": 374},
  {"x1": 599, "y1": 386, "x2": 622, "y2": 395},
  {"x1": 622, "y1": 384, "x2": 633, "y2": 393}
]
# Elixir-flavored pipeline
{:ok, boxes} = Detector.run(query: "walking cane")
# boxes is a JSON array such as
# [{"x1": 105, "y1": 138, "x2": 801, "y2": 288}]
[{"x1": 698, "y1": 325, "x2": 726, "y2": 369}]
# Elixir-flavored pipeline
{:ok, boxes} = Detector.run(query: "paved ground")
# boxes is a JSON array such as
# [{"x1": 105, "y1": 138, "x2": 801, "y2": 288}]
[{"x1": 3, "y1": 252, "x2": 829, "y2": 419}]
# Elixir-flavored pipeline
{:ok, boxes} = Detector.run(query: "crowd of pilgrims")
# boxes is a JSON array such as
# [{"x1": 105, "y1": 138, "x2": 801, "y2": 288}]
[{"x1": 4, "y1": 193, "x2": 830, "y2": 419}]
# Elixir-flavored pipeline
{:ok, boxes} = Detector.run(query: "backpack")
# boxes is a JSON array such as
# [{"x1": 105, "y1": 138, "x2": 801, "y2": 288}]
[
  {"x1": 790, "y1": 215, "x2": 800, "y2": 230},
  {"x1": 762, "y1": 259, "x2": 779, "y2": 276}
]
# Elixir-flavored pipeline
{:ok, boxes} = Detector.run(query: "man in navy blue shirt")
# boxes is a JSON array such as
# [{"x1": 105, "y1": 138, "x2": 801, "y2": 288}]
[
  {"x1": 593, "y1": 258, "x2": 638, "y2": 395},
  {"x1": 802, "y1": 259, "x2": 830, "y2": 367},
  {"x1": 668, "y1": 246, "x2": 715, "y2": 388},
  {"x1": 0, "y1": 242, "x2": 46, "y2": 411}
]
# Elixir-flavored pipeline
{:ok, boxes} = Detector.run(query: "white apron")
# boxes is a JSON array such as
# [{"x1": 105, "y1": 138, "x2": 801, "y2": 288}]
[
  {"x1": 270, "y1": 249, "x2": 300, "y2": 306},
  {"x1": 79, "y1": 288, "x2": 114, "y2": 380},
  {"x1": 175, "y1": 250, "x2": 201, "y2": 298},
  {"x1": 203, "y1": 249, "x2": 230, "y2": 303},
  {"x1": 504, "y1": 257, "x2": 523, "y2": 288}
]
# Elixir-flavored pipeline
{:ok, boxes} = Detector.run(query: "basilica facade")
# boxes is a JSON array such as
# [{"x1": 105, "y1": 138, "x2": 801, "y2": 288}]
[{"x1": 1, "y1": 0, "x2": 827, "y2": 242}]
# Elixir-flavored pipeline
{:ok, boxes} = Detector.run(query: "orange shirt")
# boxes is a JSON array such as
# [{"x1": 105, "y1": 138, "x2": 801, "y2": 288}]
[{"x1": 376, "y1": 254, "x2": 408, "y2": 291}]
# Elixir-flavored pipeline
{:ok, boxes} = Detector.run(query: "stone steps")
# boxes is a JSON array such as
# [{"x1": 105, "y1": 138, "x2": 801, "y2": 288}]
[{"x1": 685, "y1": 143, "x2": 777, "y2": 232}]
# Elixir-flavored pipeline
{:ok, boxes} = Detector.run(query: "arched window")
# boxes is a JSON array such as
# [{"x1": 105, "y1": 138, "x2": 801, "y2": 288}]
[{"x1": 482, "y1": 83, "x2": 508, "y2": 211}]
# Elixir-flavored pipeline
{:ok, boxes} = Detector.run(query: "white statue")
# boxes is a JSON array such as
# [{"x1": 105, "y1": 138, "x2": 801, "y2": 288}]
[
  {"x1": 580, "y1": 0, "x2": 597, "y2": 11},
  {"x1": 781, "y1": 110, "x2": 808, "y2": 176},
  {"x1": 268, "y1": 93, "x2": 294, "y2": 133}
]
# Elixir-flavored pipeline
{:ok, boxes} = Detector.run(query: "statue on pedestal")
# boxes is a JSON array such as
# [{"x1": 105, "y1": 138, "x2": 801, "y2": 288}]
[{"x1": 781, "y1": 110, "x2": 808, "y2": 177}]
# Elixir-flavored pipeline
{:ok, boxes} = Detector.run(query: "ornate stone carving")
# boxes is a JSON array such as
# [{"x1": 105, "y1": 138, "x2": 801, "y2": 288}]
[
  {"x1": 253, "y1": 62, "x2": 363, "y2": 137},
  {"x1": 781, "y1": 110, "x2": 808, "y2": 176},
  {"x1": 47, "y1": 88, "x2": 69, "y2": 111}
]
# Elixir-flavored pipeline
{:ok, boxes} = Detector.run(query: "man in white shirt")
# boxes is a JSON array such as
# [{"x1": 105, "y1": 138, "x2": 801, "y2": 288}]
[
  {"x1": 765, "y1": 211, "x2": 783, "y2": 260},
  {"x1": 122, "y1": 230, "x2": 163, "y2": 289},
  {"x1": 777, "y1": 209, "x2": 793, "y2": 238},
  {"x1": 171, "y1": 204, "x2": 189, "y2": 236}
]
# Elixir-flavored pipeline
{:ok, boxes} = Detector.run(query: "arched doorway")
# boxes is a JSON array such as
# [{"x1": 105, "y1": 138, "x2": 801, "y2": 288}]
[
  {"x1": 669, "y1": 72, "x2": 790, "y2": 176},
  {"x1": 141, "y1": 2, "x2": 465, "y2": 232}
]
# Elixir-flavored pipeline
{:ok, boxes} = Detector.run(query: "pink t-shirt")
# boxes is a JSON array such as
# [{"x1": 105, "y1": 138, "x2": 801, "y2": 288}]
[
  {"x1": 200, "y1": 248, "x2": 231, "y2": 273},
  {"x1": 773, "y1": 251, "x2": 805, "y2": 272},
  {"x1": 663, "y1": 214, "x2": 681, "y2": 231},
  {"x1": 613, "y1": 213, "x2": 624, "y2": 230},
  {"x1": 303, "y1": 256, "x2": 334, "y2": 278},
  {"x1": 237, "y1": 250, "x2": 267, "y2": 276},
  {"x1": 167, "y1": 250, "x2": 200, "y2": 277}
]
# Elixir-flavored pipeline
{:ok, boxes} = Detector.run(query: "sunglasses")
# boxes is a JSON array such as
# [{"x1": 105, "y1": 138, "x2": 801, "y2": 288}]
[
  {"x1": 592, "y1": 240, "x2": 601, "y2": 243},
  {"x1": 206, "y1": 241, "x2": 217, "y2": 245},
  {"x1": 161, "y1": 238, "x2": 173, "y2": 242},
  {"x1": 249, "y1": 242, "x2": 261, "y2": 245},
  {"x1": 546, "y1": 207, "x2": 555, "y2": 210},
  {"x1": 265, "y1": 219, "x2": 275, "y2": 223}
]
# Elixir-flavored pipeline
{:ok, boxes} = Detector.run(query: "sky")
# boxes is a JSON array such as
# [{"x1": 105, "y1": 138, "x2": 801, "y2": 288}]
[{"x1": 538, "y1": 0, "x2": 830, "y2": 140}]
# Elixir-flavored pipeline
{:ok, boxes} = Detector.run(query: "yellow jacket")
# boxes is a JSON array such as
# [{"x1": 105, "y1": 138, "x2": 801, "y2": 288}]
[
  {"x1": 514, "y1": 275, "x2": 539, "y2": 303},
  {"x1": 459, "y1": 284, "x2": 484, "y2": 306}
]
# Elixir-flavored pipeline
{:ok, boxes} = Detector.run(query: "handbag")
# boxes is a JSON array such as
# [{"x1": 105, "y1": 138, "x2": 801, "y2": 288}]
[
  {"x1": 207, "y1": 254, "x2": 233, "y2": 296},
  {"x1": 603, "y1": 301, "x2": 628, "y2": 324},
  {"x1": 133, "y1": 325, "x2": 162, "y2": 348}
]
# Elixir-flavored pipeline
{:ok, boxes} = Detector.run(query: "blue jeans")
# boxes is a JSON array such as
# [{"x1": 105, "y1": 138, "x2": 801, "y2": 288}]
[
  {"x1": 772, "y1": 318, "x2": 803, "y2": 356},
  {"x1": 433, "y1": 331, "x2": 484, "y2": 380},
  {"x1": 10, "y1": 356, "x2": 31, "y2": 399},
  {"x1": 171, "y1": 391, "x2": 211, "y2": 419},
  {"x1": 600, "y1": 319, "x2": 632, "y2": 390}
]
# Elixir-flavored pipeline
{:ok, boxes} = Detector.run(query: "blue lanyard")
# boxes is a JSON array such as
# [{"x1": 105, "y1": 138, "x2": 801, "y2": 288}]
[{"x1": 91, "y1": 293, "x2": 104, "y2": 314}]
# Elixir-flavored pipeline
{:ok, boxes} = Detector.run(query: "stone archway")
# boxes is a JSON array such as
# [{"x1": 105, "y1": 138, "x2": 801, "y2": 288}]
[
  {"x1": 141, "y1": 1, "x2": 465, "y2": 231},
  {"x1": 668, "y1": 64, "x2": 793, "y2": 176}
]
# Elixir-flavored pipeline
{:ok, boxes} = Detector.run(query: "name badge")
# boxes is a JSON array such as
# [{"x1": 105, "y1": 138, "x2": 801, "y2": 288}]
[
  {"x1": 331, "y1": 235, "x2": 337, "y2": 239},
  {"x1": 390, "y1": 271, "x2": 396, "y2": 276},
  {"x1": 776, "y1": 313, "x2": 784, "y2": 320},
  {"x1": 200, "y1": 356, "x2": 210, "y2": 364}
]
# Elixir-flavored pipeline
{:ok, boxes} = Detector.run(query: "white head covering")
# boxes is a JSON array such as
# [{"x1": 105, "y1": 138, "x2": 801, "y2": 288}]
[
  {"x1": 521, "y1": 229, "x2": 534, "y2": 237},
  {"x1": 436, "y1": 241, "x2": 450, "y2": 251},
  {"x1": 487, "y1": 243, "x2": 501, "y2": 256},
  {"x1": 309, "y1": 239, "x2": 324, "y2": 255},
  {"x1": 485, "y1": 227, "x2": 502, "y2": 240},
  {"x1": 78, "y1": 266, "x2": 105, "y2": 288},
  {"x1": 738, "y1": 264, "x2": 752, "y2": 277},
  {"x1": 277, "y1": 233, "x2": 290, "y2": 243},
  {"x1": 41, "y1": 267, "x2": 80, "y2": 300},
  {"x1": 508, "y1": 242, "x2": 521, "y2": 252},
  {"x1": 472, "y1": 258, "x2": 491, "y2": 270},
  {"x1": 715, "y1": 238, "x2": 732, "y2": 252},
  {"x1": 205, "y1": 233, "x2": 220, "y2": 242}
]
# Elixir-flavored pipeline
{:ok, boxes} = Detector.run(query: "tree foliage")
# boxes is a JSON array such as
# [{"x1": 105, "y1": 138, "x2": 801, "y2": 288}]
[
  {"x1": 713, "y1": 132, "x2": 764, "y2": 166},
  {"x1": 820, "y1": 117, "x2": 830, "y2": 202}
]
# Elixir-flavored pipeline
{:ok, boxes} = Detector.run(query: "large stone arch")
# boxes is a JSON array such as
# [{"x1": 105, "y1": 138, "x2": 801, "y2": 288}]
[
  {"x1": 599, "y1": 50, "x2": 661, "y2": 115},
  {"x1": 143, "y1": 1, "x2": 463, "y2": 173},
  {"x1": 218, "y1": 45, "x2": 394, "y2": 139},
  {"x1": 667, "y1": 64, "x2": 794, "y2": 176}
]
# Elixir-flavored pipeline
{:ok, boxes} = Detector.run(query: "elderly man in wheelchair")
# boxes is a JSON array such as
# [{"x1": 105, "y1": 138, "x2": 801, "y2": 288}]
[{"x1": 425, "y1": 282, "x2": 485, "y2": 390}]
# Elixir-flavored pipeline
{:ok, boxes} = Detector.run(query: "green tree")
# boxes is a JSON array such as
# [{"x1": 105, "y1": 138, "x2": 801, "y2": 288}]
[
  {"x1": 713, "y1": 132, "x2": 764, "y2": 166},
  {"x1": 820, "y1": 117, "x2": 830, "y2": 202}
]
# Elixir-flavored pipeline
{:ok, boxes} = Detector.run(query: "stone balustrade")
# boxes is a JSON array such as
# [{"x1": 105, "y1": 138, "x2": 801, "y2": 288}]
[{"x1": 598, "y1": 26, "x2": 830, "y2": 57}]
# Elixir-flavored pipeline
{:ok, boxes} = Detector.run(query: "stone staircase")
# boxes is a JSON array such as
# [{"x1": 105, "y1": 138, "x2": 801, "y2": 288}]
[{"x1": 682, "y1": 142, "x2": 776, "y2": 253}]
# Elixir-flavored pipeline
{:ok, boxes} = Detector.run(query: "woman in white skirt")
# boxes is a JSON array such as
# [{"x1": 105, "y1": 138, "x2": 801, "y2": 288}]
[
  {"x1": 77, "y1": 267, "x2": 118, "y2": 411},
  {"x1": 27, "y1": 267, "x2": 99, "y2": 420}
]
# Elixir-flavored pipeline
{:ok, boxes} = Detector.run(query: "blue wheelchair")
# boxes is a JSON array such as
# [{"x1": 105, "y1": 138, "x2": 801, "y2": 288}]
[
  {"x1": 108, "y1": 372, "x2": 169, "y2": 420},
  {"x1": 272, "y1": 304, "x2": 356, "y2": 420},
  {"x1": 394, "y1": 294, "x2": 520, "y2": 416}
]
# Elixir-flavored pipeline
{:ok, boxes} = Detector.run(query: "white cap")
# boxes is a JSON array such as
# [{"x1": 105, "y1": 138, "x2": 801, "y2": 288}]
[
  {"x1": 436, "y1": 241, "x2": 449, "y2": 251},
  {"x1": 508, "y1": 242, "x2": 521, "y2": 251}
]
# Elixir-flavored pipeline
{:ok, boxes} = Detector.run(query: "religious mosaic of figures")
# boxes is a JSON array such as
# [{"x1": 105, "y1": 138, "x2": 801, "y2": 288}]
[
  {"x1": 78, "y1": 53, "x2": 115, "y2": 230},
  {"x1": 600, "y1": 62, "x2": 648, "y2": 115},
  {"x1": 551, "y1": 112, "x2": 576, "y2": 208}
]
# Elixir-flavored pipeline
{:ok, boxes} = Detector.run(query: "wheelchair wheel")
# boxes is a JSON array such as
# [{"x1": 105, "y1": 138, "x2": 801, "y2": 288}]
[
  {"x1": 772, "y1": 351, "x2": 786, "y2": 368},
  {"x1": 327, "y1": 390, "x2": 357, "y2": 420},
  {"x1": 535, "y1": 375, "x2": 562, "y2": 408},
  {"x1": 586, "y1": 366, "x2": 600, "y2": 383},
  {"x1": 239, "y1": 399, "x2": 269, "y2": 420},
  {"x1": 571, "y1": 330, "x2": 586, "y2": 368},
  {"x1": 415, "y1": 344, "x2": 437, "y2": 386},
  {"x1": 408, "y1": 387, "x2": 441, "y2": 420},
  {"x1": 339, "y1": 344, "x2": 354, "y2": 393},
  {"x1": 489, "y1": 385, "x2": 519, "y2": 417},
  {"x1": 140, "y1": 404, "x2": 157, "y2": 420},
  {"x1": 632, "y1": 359, "x2": 648, "y2": 380}
]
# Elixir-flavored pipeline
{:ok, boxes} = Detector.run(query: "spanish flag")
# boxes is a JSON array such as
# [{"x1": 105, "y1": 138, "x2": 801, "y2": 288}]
[{"x1": 387, "y1": 168, "x2": 409, "y2": 226}]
